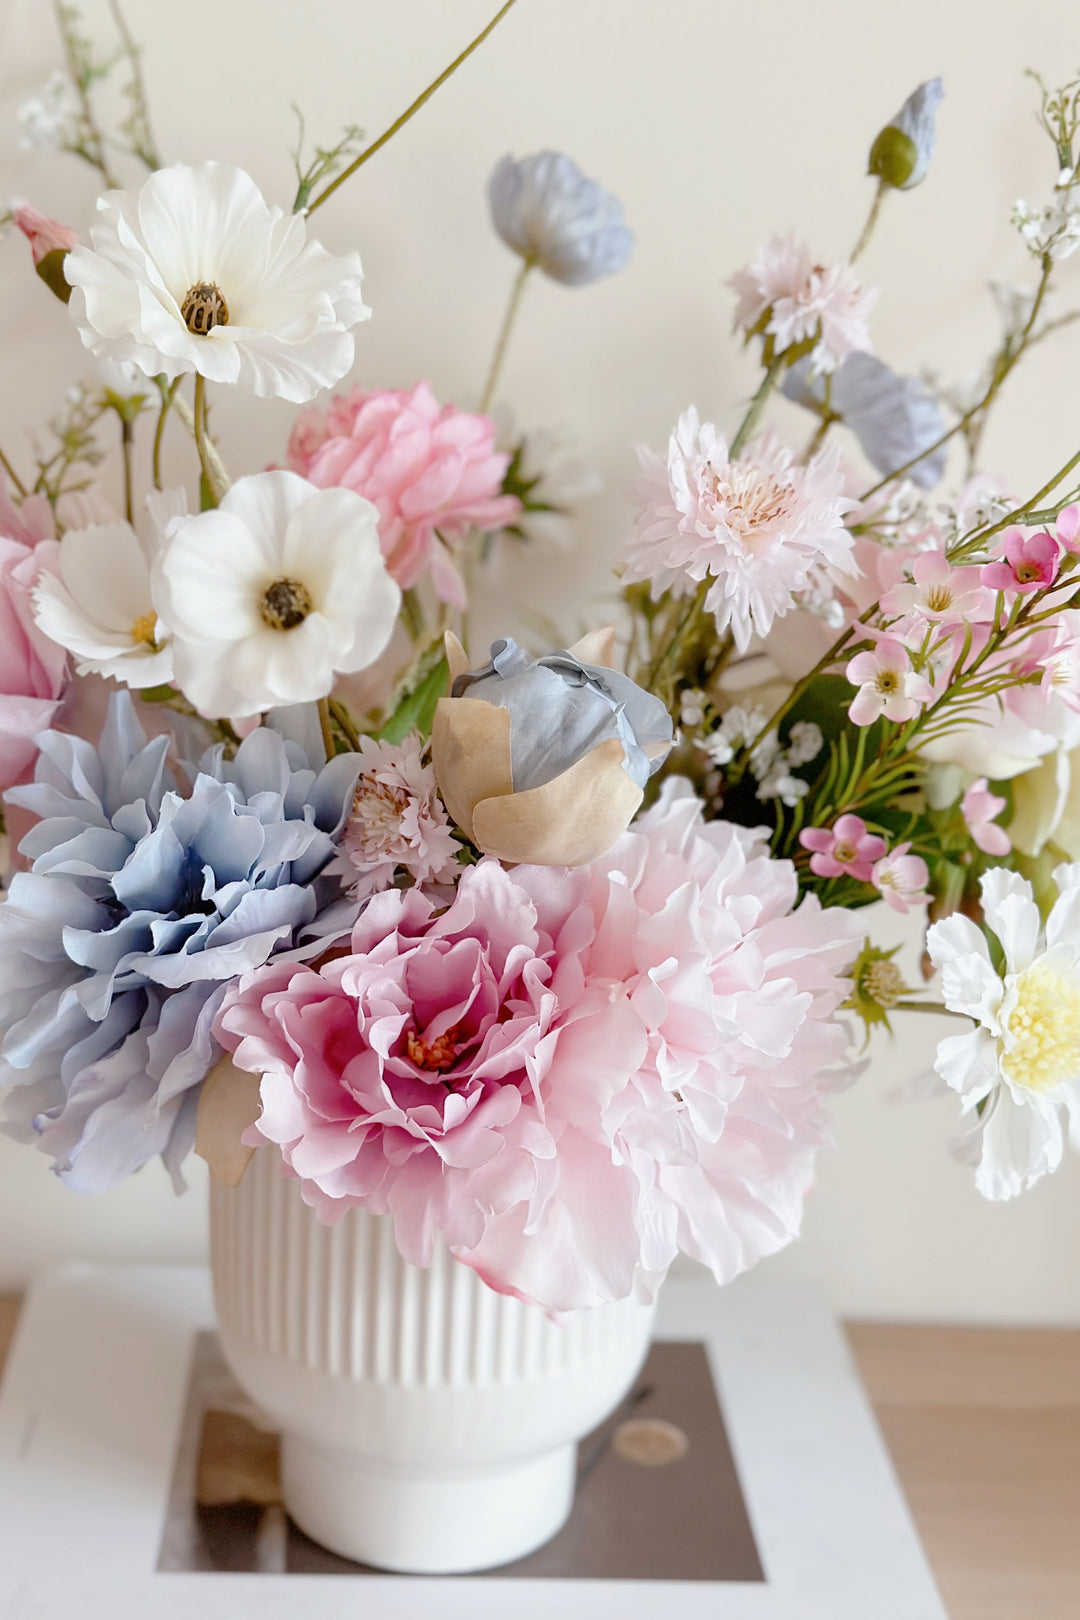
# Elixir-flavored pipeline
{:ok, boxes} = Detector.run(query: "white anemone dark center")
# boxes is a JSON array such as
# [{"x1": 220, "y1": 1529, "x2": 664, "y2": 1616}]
[
  {"x1": 181, "y1": 281, "x2": 229, "y2": 335},
  {"x1": 261, "y1": 577, "x2": 313, "y2": 631}
]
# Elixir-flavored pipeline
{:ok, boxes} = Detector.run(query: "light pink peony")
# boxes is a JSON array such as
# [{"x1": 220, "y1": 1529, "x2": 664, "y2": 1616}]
[
  {"x1": 0, "y1": 533, "x2": 68, "y2": 791},
  {"x1": 327, "y1": 733, "x2": 461, "y2": 899},
  {"x1": 216, "y1": 781, "x2": 859, "y2": 1311},
  {"x1": 287, "y1": 382, "x2": 521, "y2": 607}
]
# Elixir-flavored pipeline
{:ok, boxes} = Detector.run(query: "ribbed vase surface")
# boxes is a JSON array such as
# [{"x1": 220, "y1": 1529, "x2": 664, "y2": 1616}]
[{"x1": 210, "y1": 1146, "x2": 656, "y2": 1572}]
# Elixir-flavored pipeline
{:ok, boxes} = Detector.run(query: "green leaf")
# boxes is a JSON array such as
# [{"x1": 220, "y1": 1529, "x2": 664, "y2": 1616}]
[
  {"x1": 199, "y1": 472, "x2": 215, "y2": 511},
  {"x1": 375, "y1": 655, "x2": 448, "y2": 745},
  {"x1": 138, "y1": 683, "x2": 179, "y2": 703}
]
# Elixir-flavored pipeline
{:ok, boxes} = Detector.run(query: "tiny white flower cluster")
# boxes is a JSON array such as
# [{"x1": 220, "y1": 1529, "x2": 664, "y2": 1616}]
[
  {"x1": 699, "y1": 707, "x2": 822, "y2": 806},
  {"x1": 679, "y1": 687, "x2": 707, "y2": 729},
  {"x1": 1012, "y1": 173, "x2": 1080, "y2": 260},
  {"x1": 17, "y1": 72, "x2": 79, "y2": 153}
]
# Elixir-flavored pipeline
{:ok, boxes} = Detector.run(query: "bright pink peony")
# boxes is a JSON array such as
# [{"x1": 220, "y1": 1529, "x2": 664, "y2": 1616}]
[
  {"x1": 0, "y1": 533, "x2": 68, "y2": 791},
  {"x1": 287, "y1": 382, "x2": 520, "y2": 607},
  {"x1": 216, "y1": 781, "x2": 859, "y2": 1311}
]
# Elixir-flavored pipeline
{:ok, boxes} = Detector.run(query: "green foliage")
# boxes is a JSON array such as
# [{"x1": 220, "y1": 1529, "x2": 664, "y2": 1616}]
[{"x1": 376, "y1": 654, "x2": 449, "y2": 745}]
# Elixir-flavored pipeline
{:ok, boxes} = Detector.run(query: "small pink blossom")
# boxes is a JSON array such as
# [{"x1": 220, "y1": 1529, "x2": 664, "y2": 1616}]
[
  {"x1": 0, "y1": 534, "x2": 68, "y2": 791},
  {"x1": 981, "y1": 528, "x2": 1060, "y2": 594},
  {"x1": 870, "y1": 842, "x2": 930, "y2": 912},
  {"x1": 800, "y1": 813, "x2": 887, "y2": 882},
  {"x1": 288, "y1": 382, "x2": 521, "y2": 608},
  {"x1": 327, "y1": 733, "x2": 461, "y2": 900},
  {"x1": 845, "y1": 637, "x2": 934, "y2": 725},
  {"x1": 728, "y1": 233, "x2": 876, "y2": 372},
  {"x1": 880, "y1": 549, "x2": 995, "y2": 626},
  {"x1": 1053, "y1": 504, "x2": 1080, "y2": 553},
  {"x1": 13, "y1": 205, "x2": 78, "y2": 267},
  {"x1": 1032, "y1": 610, "x2": 1080, "y2": 714},
  {"x1": 960, "y1": 778, "x2": 1011, "y2": 856}
]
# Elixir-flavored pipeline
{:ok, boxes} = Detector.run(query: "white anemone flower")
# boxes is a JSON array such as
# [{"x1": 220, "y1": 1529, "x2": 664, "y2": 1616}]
[
  {"x1": 64, "y1": 162, "x2": 369, "y2": 403},
  {"x1": 926, "y1": 865, "x2": 1080, "y2": 1199},
  {"x1": 32, "y1": 491, "x2": 183, "y2": 688},
  {"x1": 152, "y1": 470, "x2": 400, "y2": 718}
]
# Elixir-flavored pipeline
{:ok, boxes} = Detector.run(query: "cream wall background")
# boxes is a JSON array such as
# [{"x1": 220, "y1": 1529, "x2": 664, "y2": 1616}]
[{"x1": 0, "y1": 0, "x2": 1077, "y2": 1320}]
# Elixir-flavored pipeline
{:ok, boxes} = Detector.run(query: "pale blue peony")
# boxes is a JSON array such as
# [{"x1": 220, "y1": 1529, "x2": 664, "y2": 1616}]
[
  {"x1": 488, "y1": 151, "x2": 633, "y2": 286},
  {"x1": 784, "y1": 352, "x2": 947, "y2": 489},
  {"x1": 0, "y1": 694, "x2": 359, "y2": 1192}
]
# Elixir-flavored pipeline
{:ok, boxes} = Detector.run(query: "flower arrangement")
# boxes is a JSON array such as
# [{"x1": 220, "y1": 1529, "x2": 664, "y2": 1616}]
[{"x1": 2, "y1": 4, "x2": 1079, "y2": 1318}]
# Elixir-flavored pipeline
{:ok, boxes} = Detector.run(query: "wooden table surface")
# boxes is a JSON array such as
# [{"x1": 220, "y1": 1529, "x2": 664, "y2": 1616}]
[{"x1": 1, "y1": 1295, "x2": 1077, "y2": 1618}]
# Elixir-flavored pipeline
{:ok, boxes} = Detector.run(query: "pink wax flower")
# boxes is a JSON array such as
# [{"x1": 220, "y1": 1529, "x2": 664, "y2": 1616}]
[
  {"x1": 0, "y1": 534, "x2": 68, "y2": 791},
  {"x1": 1036, "y1": 611, "x2": 1080, "y2": 713},
  {"x1": 981, "y1": 529, "x2": 1060, "y2": 594},
  {"x1": 870, "y1": 842, "x2": 930, "y2": 912},
  {"x1": 217, "y1": 780, "x2": 858, "y2": 1312},
  {"x1": 880, "y1": 550, "x2": 994, "y2": 627},
  {"x1": 960, "y1": 778, "x2": 1011, "y2": 856},
  {"x1": 287, "y1": 382, "x2": 521, "y2": 608},
  {"x1": 1054, "y1": 504, "x2": 1080, "y2": 553},
  {"x1": 845, "y1": 637, "x2": 934, "y2": 726},
  {"x1": 800, "y1": 813, "x2": 887, "y2": 882},
  {"x1": 13, "y1": 205, "x2": 78, "y2": 267}
]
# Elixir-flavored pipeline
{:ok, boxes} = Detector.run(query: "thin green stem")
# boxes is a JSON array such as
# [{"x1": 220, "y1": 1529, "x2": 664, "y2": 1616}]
[
  {"x1": 192, "y1": 374, "x2": 227, "y2": 505},
  {"x1": 120, "y1": 416, "x2": 134, "y2": 523},
  {"x1": 480, "y1": 260, "x2": 532, "y2": 412},
  {"x1": 317, "y1": 696, "x2": 335, "y2": 760},
  {"x1": 306, "y1": 0, "x2": 520, "y2": 214},
  {"x1": 851, "y1": 179, "x2": 887, "y2": 264},
  {"x1": 952, "y1": 443, "x2": 1080, "y2": 560},
  {"x1": 106, "y1": 0, "x2": 161, "y2": 169},
  {"x1": 0, "y1": 444, "x2": 27, "y2": 498},
  {"x1": 52, "y1": 0, "x2": 120, "y2": 187},
  {"x1": 730, "y1": 359, "x2": 784, "y2": 458},
  {"x1": 152, "y1": 377, "x2": 179, "y2": 490}
]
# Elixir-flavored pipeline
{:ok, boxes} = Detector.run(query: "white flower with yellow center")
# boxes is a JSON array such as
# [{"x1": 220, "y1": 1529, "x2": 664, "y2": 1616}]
[
  {"x1": 927, "y1": 865, "x2": 1080, "y2": 1199},
  {"x1": 31, "y1": 491, "x2": 184, "y2": 688},
  {"x1": 64, "y1": 162, "x2": 369, "y2": 403},
  {"x1": 151, "y1": 470, "x2": 400, "y2": 718}
]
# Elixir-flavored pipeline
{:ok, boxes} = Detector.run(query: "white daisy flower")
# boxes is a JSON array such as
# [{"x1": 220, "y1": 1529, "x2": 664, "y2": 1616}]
[
  {"x1": 64, "y1": 162, "x2": 369, "y2": 403},
  {"x1": 31, "y1": 491, "x2": 184, "y2": 689},
  {"x1": 151, "y1": 470, "x2": 400, "y2": 718},
  {"x1": 926, "y1": 865, "x2": 1080, "y2": 1199}
]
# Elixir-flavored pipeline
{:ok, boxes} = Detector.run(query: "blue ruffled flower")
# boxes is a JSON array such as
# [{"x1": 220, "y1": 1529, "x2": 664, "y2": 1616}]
[
  {"x1": 784, "y1": 352, "x2": 947, "y2": 489},
  {"x1": 488, "y1": 151, "x2": 633, "y2": 286},
  {"x1": 0, "y1": 694, "x2": 359, "y2": 1192}
]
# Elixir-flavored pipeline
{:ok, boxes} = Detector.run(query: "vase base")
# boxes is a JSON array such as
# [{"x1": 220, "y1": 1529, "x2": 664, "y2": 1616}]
[{"x1": 281, "y1": 1432, "x2": 577, "y2": 1574}]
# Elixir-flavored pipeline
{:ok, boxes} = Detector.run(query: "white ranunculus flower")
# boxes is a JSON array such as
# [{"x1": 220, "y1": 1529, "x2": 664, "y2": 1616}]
[
  {"x1": 152, "y1": 470, "x2": 400, "y2": 717},
  {"x1": 31, "y1": 491, "x2": 184, "y2": 688},
  {"x1": 64, "y1": 162, "x2": 369, "y2": 403},
  {"x1": 926, "y1": 865, "x2": 1080, "y2": 1200}
]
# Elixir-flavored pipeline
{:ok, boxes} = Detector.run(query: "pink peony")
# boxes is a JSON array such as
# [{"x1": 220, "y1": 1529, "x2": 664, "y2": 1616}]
[
  {"x1": 728, "y1": 233, "x2": 876, "y2": 372},
  {"x1": 800, "y1": 813, "x2": 886, "y2": 882},
  {"x1": 623, "y1": 411, "x2": 855, "y2": 653},
  {"x1": 216, "y1": 781, "x2": 858, "y2": 1311},
  {"x1": 327, "y1": 733, "x2": 461, "y2": 899},
  {"x1": 960, "y1": 778, "x2": 1011, "y2": 856},
  {"x1": 287, "y1": 382, "x2": 521, "y2": 607},
  {"x1": 0, "y1": 533, "x2": 68, "y2": 791}
]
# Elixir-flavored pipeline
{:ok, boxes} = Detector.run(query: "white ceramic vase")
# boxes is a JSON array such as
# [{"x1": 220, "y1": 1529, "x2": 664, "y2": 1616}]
[{"x1": 209, "y1": 1146, "x2": 656, "y2": 1574}]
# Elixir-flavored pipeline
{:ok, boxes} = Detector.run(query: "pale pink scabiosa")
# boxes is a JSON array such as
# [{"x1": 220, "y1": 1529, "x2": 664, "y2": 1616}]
[
  {"x1": 288, "y1": 382, "x2": 521, "y2": 608},
  {"x1": 981, "y1": 528, "x2": 1060, "y2": 594},
  {"x1": 216, "y1": 781, "x2": 858, "y2": 1311},
  {"x1": 845, "y1": 637, "x2": 934, "y2": 725},
  {"x1": 927, "y1": 865, "x2": 1080, "y2": 1199},
  {"x1": 961, "y1": 778, "x2": 1011, "y2": 856},
  {"x1": 871, "y1": 842, "x2": 930, "y2": 912},
  {"x1": 800, "y1": 814, "x2": 886, "y2": 882},
  {"x1": 728, "y1": 234, "x2": 876, "y2": 372},
  {"x1": 327, "y1": 734, "x2": 461, "y2": 900},
  {"x1": 623, "y1": 410, "x2": 855, "y2": 653}
]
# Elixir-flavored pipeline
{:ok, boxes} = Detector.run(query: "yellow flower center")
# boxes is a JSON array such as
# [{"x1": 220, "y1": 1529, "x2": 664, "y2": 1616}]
[
  {"x1": 876, "y1": 669, "x2": 901, "y2": 694},
  {"x1": 833, "y1": 839, "x2": 858, "y2": 864},
  {"x1": 925, "y1": 584, "x2": 953, "y2": 613},
  {"x1": 1014, "y1": 561, "x2": 1042, "y2": 584},
  {"x1": 1000, "y1": 962, "x2": 1080, "y2": 1092},
  {"x1": 130, "y1": 611, "x2": 158, "y2": 649}
]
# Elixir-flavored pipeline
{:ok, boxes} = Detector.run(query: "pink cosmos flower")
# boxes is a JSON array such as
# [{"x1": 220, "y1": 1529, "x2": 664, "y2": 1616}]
[
  {"x1": 623, "y1": 411, "x2": 855, "y2": 653},
  {"x1": 13, "y1": 205, "x2": 78, "y2": 267},
  {"x1": 287, "y1": 382, "x2": 521, "y2": 608},
  {"x1": 728, "y1": 234, "x2": 876, "y2": 372},
  {"x1": 870, "y1": 842, "x2": 930, "y2": 912},
  {"x1": 800, "y1": 813, "x2": 887, "y2": 882},
  {"x1": 960, "y1": 778, "x2": 1011, "y2": 856},
  {"x1": 845, "y1": 637, "x2": 934, "y2": 726},
  {"x1": 981, "y1": 529, "x2": 1060, "y2": 594},
  {"x1": 216, "y1": 781, "x2": 858, "y2": 1311},
  {"x1": 880, "y1": 549, "x2": 995, "y2": 627},
  {"x1": 0, "y1": 534, "x2": 68, "y2": 791},
  {"x1": 327, "y1": 733, "x2": 461, "y2": 900}
]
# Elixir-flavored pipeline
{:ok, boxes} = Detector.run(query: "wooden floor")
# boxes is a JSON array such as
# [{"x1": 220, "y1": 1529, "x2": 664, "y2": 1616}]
[{"x1": 1, "y1": 1296, "x2": 1077, "y2": 1617}]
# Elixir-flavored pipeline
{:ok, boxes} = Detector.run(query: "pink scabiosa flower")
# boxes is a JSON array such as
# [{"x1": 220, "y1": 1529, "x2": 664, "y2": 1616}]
[
  {"x1": 288, "y1": 382, "x2": 521, "y2": 608},
  {"x1": 800, "y1": 814, "x2": 887, "y2": 882},
  {"x1": 728, "y1": 234, "x2": 876, "y2": 372},
  {"x1": 961, "y1": 778, "x2": 1011, "y2": 856},
  {"x1": 871, "y1": 842, "x2": 930, "y2": 912},
  {"x1": 845, "y1": 637, "x2": 934, "y2": 725},
  {"x1": 880, "y1": 550, "x2": 995, "y2": 626},
  {"x1": 216, "y1": 781, "x2": 858, "y2": 1311},
  {"x1": 981, "y1": 529, "x2": 1060, "y2": 594},
  {"x1": 623, "y1": 410, "x2": 855, "y2": 653},
  {"x1": 327, "y1": 733, "x2": 461, "y2": 900}
]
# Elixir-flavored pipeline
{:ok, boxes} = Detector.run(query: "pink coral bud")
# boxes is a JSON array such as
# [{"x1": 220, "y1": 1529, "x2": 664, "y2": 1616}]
[{"x1": 13, "y1": 206, "x2": 78, "y2": 303}]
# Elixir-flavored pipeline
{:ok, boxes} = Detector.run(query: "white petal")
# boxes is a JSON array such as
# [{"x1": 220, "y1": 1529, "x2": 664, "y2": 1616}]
[
  {"x1": 980, "y1": 867, "x2": 1041, "y2": 974},
  {"x1": 58, "y1": 522, "x2": 152, "y2": 627},
  {"x1": 1046, "y1": 862, "x2": 1080, "y2": 952},
  {"x1": 933, "y1": 1027, "x2": 998, "y2": 1103},
  {"x1": 974, "y1": 1089, "x2": 1064, "y2": 1200}
]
